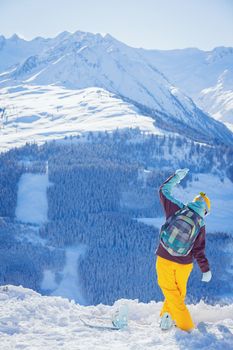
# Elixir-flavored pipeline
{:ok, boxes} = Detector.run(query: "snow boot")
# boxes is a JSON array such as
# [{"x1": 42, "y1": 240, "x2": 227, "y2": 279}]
[
  {"x1": 112, "y1": 305, "x2": 128, "y2": 329},
  {"x1": 160, "y1": 312, "x2": 173, "y2": 331}
]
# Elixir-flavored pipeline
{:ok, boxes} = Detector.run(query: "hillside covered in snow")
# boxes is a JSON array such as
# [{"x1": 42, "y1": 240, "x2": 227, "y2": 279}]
[
  {"x1": 0, "y1": 285, "x2": 233, "y2": 350},
  {"x1": 0, "y1": 85, "x2": 164, "y2": 152}
]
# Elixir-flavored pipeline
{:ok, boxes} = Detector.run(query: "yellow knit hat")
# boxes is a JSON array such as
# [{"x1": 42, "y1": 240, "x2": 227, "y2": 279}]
[{"x1": 193, "y1": 192, "x2": 211, "y2": 215}]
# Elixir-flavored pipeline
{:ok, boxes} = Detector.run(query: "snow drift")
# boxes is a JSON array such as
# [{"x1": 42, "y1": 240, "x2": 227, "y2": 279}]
[{"x1": 0, "y1": 285, "x2": 233, "y2": 350}]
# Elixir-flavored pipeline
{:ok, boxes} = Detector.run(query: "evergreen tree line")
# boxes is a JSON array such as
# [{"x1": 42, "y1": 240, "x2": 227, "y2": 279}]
[{"x1": 0, "y1": 129, "x2": 233, "y2": 305}]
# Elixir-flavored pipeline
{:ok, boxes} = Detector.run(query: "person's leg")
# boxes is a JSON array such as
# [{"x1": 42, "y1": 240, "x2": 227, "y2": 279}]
[
  {"x1": 156, "y1": 256, "x2": 194, "y2": 332},
  {"x1": 173, "y1": 261, "x2": 194, "y2": 331},
  {"x1": 156, "y1": 256, "x2": 175, "y2": 318},
  {"x1": 160, "y1": 300, "x2": 170, "y2": 316}
]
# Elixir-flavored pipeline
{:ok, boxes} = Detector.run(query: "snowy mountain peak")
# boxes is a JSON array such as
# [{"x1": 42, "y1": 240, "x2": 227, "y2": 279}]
[
  {"x1": 0, "y1": 34, "x2": 6, "y2": 42},
  {"x1": 206, "y1": 46, "x2": 233, "y2": 64},
  {"x1": 0, "y1": 31, "x2": 233, "y2": 146},
  {"x1": 9, "y1": 33, "x2": 21, "y2": 41},
  {"x1": 53, "y1": 30, "x2": 71, "y2": 40}
]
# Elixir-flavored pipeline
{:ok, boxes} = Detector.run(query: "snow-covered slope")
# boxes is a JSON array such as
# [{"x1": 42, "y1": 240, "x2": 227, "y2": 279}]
[
  {"x1": 0, "y1": 84, "x2": 164, "y2": 152},
  {"x1": 15, "y1": 172, "x2": 50, "y2": 224},
  {"x1": 0, "y1": 31, "x2": 232, "y2": 148},
  {"x1": 139, "y1": 47, "x2": 233, "y2": 129},
  {"x1": 0, "y1": 285, "x2": 233, "y2": 350},
  {"x1": 199, "y1": 70, "x2": 233, "y2": 131}
]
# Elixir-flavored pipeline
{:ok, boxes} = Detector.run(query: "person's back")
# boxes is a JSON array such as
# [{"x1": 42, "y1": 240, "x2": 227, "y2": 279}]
[{"x1": 155, "y1": 168, "x2": 212, "y2": 332}]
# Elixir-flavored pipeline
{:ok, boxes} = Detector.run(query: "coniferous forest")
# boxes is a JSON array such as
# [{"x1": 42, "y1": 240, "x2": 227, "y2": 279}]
[{"x1": 0, "y1": 129, "x2": 233, "y2": 305}]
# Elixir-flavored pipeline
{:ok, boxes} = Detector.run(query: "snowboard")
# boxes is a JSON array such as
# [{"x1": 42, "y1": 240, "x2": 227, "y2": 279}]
[
  {"x1": 80, "y1": 317, "x2": 121, "y2": 331},
  {"x1": 80, "y1": 305, "x2": 129, "y2": 331}
]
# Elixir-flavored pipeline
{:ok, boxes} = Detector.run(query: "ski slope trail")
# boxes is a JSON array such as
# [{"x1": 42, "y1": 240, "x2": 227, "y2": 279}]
[
  {"x1": 16, "y1": 172, "x2": 50, "y2": 225},
  {"x1": 50, "y1": 246, "x2": 87, "y2": 305},
  {"x1": 0, "y1": 285, "x2": 232, "y2": 350}
]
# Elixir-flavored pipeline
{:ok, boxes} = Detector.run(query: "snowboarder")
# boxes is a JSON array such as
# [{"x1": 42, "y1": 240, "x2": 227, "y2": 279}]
[{"x1": 156, "y1": 168, "x2": 211, "y2": 332}]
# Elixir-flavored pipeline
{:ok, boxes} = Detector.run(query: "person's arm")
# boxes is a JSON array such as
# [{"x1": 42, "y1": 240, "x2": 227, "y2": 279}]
[
  {"x1": 159, "y1": 169, "x2": 188, "y2": 219},
  {"x1": 192, "y1": 225, "x2": 210, "y2": 273}
]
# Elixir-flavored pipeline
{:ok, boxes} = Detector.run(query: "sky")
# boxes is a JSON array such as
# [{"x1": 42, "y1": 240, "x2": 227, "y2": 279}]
[{"x1": 0, "y1": 0, "x2": 233, "y2": 50}]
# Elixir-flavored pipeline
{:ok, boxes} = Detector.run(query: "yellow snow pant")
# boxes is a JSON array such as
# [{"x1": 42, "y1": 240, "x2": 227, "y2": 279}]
[{"x1": 156, "y1": 255, "x2": 195, "y2": 332}]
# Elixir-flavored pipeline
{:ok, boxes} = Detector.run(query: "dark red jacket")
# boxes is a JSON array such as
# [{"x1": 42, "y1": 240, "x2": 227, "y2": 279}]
[{"x1": 156, "y1": 173, "x2": 210, "y2": 273}]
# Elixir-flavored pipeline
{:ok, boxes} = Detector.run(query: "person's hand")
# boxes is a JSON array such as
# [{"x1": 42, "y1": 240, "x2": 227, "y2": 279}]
[
  {"x1": 175, "y1": 168, "x2": 189, "y2": 181},
  {"x1": 202, "y1": 270, "x2": 212, "y2": 283}
]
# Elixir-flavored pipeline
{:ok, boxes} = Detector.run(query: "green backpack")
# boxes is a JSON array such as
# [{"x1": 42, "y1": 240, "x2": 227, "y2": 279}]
[{"x1": 160, "y1": 206, "x2": 203, "y2": 256}]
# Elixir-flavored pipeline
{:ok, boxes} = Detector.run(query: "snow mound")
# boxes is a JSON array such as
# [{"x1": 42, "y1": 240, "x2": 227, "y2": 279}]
[{"x1": 0, "y1": 285, "x2": 233, "y2": 349}]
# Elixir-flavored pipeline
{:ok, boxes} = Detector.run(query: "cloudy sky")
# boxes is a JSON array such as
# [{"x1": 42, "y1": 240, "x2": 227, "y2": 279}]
[{"x1": 1, "y1": 0, "x2": 233, "y2": 50}]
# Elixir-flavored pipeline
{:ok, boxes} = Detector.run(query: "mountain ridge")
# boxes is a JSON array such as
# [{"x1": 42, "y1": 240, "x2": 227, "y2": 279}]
[
  {"x1": 137, "y1": 45, "x2": 233, "y2": 128},
  {"x1": 1, "y1": 31, "x2": 233, "y2": 147}
]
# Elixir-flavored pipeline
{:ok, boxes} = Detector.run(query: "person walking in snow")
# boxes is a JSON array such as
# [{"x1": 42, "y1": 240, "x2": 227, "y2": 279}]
[{"x1": 156, "y1": 168, "x2": 212, "y2": 332}]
